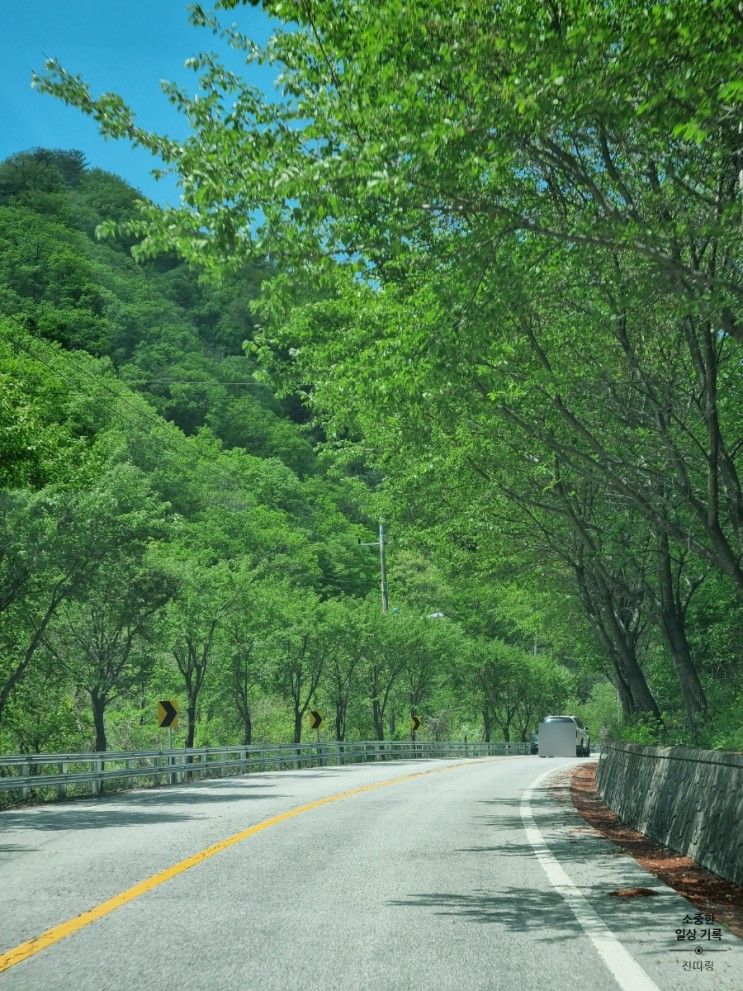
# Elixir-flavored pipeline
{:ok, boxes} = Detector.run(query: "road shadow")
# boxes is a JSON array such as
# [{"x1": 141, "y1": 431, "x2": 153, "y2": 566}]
[
  {"x1": 475, "y1": 811, "x2": 577, "y2": 831},
  {"x1": 472, "y1": 786, "x2": 585, "y2": 831},
  {"x1": 258, "y1": 769, "x2": 362, "y2": 779},
  {"x1": 1, "y1": 782, "x2": 290, "y2": 814},
  {"x1": 388, "y1": 882, "x2": 677, "y2": 942},
  {"x1": 478, "y1": 794, "x2": 563, "y2": 806},
  {"x1": 464, "y1": 788, "x2": 634, "y2": 867},
  {"x1": 119, "y1": 786, "x2": 284, "y2": 805},
  {"x1": 456, "y1": 839, "x2": 616, "y2": 859},
  {"x1": 388, "y1": 885, "x2": 583, "y2": 941},
  {"x1": 396, "y1": 776, "x2": 684, "y2": 942},
  {"x1": 0, "y1": 808, "x2": 209, "y2": 831},
  {"x1": 0, "y1": 786, "x2": 288, "y2": 830}
]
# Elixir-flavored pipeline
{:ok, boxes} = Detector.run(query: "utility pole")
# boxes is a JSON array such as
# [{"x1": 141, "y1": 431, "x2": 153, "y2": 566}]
[
  {"x1": 378, "y1": 519, "x2": 389, "y2": 614},
  {"x1": 359, "y1": 519, "x2": 389, "y2": 614}
]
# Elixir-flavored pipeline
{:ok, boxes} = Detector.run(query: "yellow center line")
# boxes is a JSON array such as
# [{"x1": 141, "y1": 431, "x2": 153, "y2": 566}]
[{"x1": 0, "y1": 756, "x2": 504, "y2": 974}]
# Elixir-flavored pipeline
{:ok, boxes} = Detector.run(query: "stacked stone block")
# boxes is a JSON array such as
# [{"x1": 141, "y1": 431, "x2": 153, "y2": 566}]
[{"x1": 596, "y1": 741, "x2": 743, "y2": 885}]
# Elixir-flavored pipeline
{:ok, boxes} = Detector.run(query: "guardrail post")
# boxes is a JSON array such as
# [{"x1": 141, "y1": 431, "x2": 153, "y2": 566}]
[
  {"x1": 57, "y1": 761, "x2": 67, "y2": 800},
  {"x1": 92, "y1": 758, "x2": 102, "y2": 796},
  {"x1": 20, "y1": 761, "x2": 30, "y2": 801},
  {"x1": 154, "y1": 753, "x2": 162, "y2": 788}
]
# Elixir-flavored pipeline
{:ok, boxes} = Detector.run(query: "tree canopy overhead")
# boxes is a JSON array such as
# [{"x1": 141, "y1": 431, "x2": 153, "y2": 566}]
[{"x1": 36, "y1": 1, "x2": 742, "y2": 333}]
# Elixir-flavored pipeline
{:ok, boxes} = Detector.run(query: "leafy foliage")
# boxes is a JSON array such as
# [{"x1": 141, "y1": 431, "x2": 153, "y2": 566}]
[{"x1": 4, "y1": 0, "x2": 741, "y2": 753}]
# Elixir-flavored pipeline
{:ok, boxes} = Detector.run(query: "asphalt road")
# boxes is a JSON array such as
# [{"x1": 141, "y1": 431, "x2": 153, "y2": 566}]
[{"x1": 1, "y1": 756, "x2": 740, "y2": 990}]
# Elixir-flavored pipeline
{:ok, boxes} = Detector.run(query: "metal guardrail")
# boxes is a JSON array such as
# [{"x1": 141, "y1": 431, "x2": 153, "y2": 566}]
[{"x1": 0, "y1": 740, "x2": 530, "y2": 801}]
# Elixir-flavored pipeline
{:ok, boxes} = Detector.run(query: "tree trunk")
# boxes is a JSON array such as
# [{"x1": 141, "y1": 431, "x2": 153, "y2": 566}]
[
  {"x1": 575, "y1": 563, "x2": 659, "y2": 717},
  {"x1": 235, "y1": 687, "x2": 252, "y2": 745},
  {"x1": 596, "y1": 582, "x2": 659, "y2": 717},
  {"x1": 615, "y1": 637, "x2": 659, "y2": 717},
  {"x1": 607, "y1": 664, "x2": 634, "y2": 719},
  {"x1": 185, "y1": 696, "x2": 197, "y2": 750},
  {"x1": 293, "y1": 707, "x2": 302, "y2": 744},
  {"x1": 232, "y1": 657, "x2": 253, "y2": 745},
  {"x1": 372, "y1": 697, "x2": 384, "y2": 740},
  {"x1": 241, "y1": 709, "x2": 252, "y2": 746},
  {"x1": 0, "y1": 589, "x2": 63, "y2": 723},
  {"x1": 335, "y1": 699, "x2": 347, "y2": 741},
  {"x1": 656, "y1": 533, "x2": 707, "y2": 723},
  {"x1": 482, "y1": 707, "x2": 492, "y2": 743},
  {"x1": 91, "y1": 690, "x2": 107, "y2": 752}
]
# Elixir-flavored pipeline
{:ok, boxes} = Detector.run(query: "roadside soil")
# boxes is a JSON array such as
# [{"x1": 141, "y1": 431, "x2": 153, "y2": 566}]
[{"x1": 563, "y1": 762, "x2": 743, "y2": 939}]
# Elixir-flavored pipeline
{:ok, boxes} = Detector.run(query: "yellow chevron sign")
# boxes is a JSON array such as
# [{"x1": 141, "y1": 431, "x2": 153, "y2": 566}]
[{"x1": 157, "y1": 699, "x2": 178, "y2": 729}]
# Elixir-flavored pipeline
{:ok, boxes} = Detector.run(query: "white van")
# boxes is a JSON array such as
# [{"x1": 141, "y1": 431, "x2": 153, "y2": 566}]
[{"x1": 538, "y1": 715, "x2": 590, "y2": 757}]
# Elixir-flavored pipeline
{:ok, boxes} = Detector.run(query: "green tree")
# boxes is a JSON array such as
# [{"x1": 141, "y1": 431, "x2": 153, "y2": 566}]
[
  {"x1": 265, "y1": 588, "x2": 332, "y2": 743},
  {"x1": 0, "y1": 465, "x2": 157, "y2": 726},
  {"x1": 166, "y1": 559, "x2": 231, "y2": 750},
  {"x1": 44, "y1": 556, "x2": 175, "y2": 751},
  {"x1": 218, "y1": 570, "x2": 279, "y2": 745}
]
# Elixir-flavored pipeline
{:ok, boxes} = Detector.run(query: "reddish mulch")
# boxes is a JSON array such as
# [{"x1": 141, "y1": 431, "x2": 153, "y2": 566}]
[
  {"x1": 609, "y1": 887, "x2": 662, "y2": 898},
  {"x1": 567, "y1": 762, "x2": 743, "y2": 939}
]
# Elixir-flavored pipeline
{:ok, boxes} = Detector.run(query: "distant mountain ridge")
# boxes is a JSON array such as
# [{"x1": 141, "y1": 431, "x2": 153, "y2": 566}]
[{"x1": 0, "y1": 147, "x2": 316, "y2": 476}]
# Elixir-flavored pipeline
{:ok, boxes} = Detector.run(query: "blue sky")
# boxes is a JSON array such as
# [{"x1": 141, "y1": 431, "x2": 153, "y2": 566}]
[{"x1": 1, "y1": 1, "x2": 279, "y2": 205}]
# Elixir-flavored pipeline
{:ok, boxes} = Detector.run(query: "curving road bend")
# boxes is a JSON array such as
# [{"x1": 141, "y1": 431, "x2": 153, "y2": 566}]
[{"x1": 0, "y1": 756, "x2": 740, "y2": 990}]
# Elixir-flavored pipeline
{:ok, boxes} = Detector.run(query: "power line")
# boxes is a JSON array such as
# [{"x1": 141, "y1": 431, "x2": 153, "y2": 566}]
[{"x1": 126, "y1": 379, "x2": 274, "y2": 388}]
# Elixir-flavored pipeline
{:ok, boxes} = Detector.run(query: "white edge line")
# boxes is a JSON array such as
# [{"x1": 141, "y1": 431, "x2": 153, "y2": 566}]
[{"x1": 521, "y1": 766, "x2": 663, "y2": 991}]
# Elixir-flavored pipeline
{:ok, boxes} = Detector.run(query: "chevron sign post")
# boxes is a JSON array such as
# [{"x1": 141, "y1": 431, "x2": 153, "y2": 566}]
[
  {"x1": 157, "y1": 699, "x2": 178, "y2": 755},
  {"x1": 308, "y1": 709, "x2": 323, "y2": 745}
]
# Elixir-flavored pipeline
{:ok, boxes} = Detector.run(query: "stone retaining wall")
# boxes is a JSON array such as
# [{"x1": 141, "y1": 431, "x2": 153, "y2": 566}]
[{"x1": 596, "y1": 741, "x2": 743, "y2": 885}]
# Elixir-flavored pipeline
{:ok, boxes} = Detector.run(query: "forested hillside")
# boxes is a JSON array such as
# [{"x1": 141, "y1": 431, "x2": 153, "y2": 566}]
[
  {"x1": 29, "y1": 0, "x2": 742, "y2": 751},
  {"x1": 1, "y1": 148, "x2": 582, "y2": 756}
]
